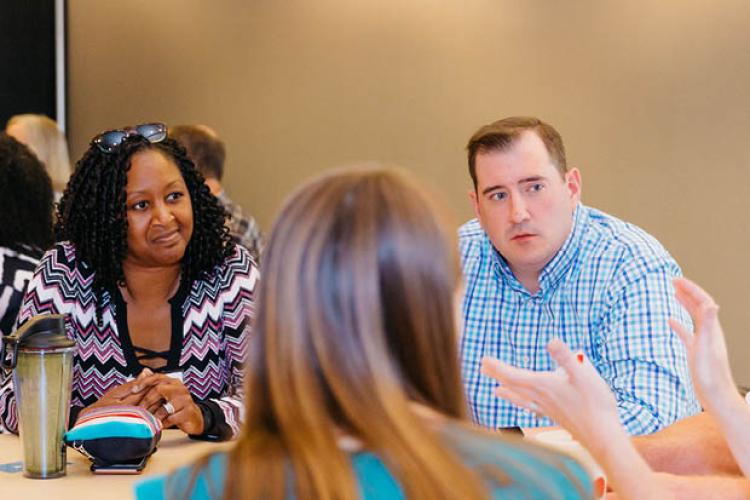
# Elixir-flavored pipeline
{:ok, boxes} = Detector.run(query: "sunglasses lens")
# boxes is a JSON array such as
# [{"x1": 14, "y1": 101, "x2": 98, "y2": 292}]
[
  {"x1": 94, "y1": 123, "x2": 167, "y2": 153},
  {"x1": 96, "y1": 131, "x2": 127, "y2": 152},
  {"x1": 136, "y1": 123, "x2": 167, "y2": 143}
]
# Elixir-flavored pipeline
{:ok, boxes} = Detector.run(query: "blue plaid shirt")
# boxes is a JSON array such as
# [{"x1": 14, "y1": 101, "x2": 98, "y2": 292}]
[{"x1": 460, "y1": 204, "x2": 700, "y2": 435}]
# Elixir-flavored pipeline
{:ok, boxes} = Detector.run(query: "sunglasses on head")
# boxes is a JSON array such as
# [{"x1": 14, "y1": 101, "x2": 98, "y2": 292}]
[{"x1": 92, "y1": 122, "x2": 167, "y2": 153}]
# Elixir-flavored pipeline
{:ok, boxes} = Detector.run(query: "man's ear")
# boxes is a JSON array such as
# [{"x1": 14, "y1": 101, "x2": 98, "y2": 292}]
[
  {"x1": 468, "y1": 188, "x2": 480, "y2": 219},
  {"x1": 565, "y1": 168, "x2": 582, "y2": 204}
]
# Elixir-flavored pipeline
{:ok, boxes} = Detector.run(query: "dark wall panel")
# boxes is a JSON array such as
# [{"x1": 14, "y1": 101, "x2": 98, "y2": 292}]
[{"x1": 0, "y1": 0, "x2": 61, "y2": 127}]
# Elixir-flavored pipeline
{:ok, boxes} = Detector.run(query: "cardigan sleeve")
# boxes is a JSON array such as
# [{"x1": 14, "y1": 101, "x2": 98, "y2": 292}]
[{"x1": 189, "y1": 246, "x2": 257, "y2": 440}]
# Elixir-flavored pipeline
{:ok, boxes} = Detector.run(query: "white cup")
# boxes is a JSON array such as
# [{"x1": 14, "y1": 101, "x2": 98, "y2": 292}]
[{"x1": 532, "y1": 429, "x2": 607, "y2": 499}]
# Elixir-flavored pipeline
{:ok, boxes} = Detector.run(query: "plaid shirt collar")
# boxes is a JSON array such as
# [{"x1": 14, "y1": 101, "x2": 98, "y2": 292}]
[
  {"x1": 490, "y1": 203, "x2": 586, "y2": 297},
  {"x1": 215, "y1": 189, "x2": 229, "y2": 204}
]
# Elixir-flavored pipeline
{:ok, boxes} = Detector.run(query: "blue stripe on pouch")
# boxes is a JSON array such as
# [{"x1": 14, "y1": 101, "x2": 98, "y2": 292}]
[{"x1": 65, "y1": 421, "x2": 153, "y2": 440}]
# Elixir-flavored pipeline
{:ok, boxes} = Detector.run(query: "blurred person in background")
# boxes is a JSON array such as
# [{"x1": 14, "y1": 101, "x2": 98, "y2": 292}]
[
  {"x1": 170, "y1": 124, "x2": 263, "y2": 262},
  {"x1": 0, "y1": 133, "x2": 54, "y2": 338},
  {"x1": 6, "y1": 114, "x2": 72, "y2": 201}
]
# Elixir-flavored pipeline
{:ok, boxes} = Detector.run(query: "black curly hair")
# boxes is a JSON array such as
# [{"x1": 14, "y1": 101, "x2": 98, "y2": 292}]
[
  {"x1": 0, "y1": 133, "x2": 54, "y2": 256},
  {"x1": 55, "y1": 133, "x2": 233, "y2": 296}
]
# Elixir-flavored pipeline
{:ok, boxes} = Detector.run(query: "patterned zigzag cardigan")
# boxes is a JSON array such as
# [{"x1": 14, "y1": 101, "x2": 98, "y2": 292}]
[{"x1": 0, "y1": 242, "x2": 257, "y2": 439}]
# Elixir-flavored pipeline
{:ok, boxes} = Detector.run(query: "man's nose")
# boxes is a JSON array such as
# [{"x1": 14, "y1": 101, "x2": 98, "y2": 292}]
[{"x1": 509, "y1": 195, "x2": 530, "y2": 224}]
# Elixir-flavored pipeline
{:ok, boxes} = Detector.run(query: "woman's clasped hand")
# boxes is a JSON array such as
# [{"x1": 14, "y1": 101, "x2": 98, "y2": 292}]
[
  {"x1": 82, "y1": 368, "x2": 205, "y2": 435},
  {"x1": 134, "y1": 372, "x2": 204, "y2": 435}
]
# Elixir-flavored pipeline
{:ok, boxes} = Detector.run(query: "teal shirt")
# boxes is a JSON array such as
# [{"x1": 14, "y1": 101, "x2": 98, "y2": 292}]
[{"x1": 135, "y1": 424, "x2": 592, "y2": 499}]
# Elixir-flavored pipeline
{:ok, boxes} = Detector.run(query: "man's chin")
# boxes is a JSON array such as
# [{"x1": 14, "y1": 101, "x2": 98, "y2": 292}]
[{"x1": 503, "y1": 249, "x2": 551, "y2": 271}]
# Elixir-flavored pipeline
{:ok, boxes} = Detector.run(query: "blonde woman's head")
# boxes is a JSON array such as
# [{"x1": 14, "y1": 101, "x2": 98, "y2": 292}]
[{"x1": 6, "y1": 114, "x2": 71, "y2": 192}]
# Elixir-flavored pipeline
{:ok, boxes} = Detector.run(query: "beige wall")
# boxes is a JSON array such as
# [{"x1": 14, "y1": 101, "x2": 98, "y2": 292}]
[{"x1": 68, "y1": 1, "x2": 750, "y2": 383}]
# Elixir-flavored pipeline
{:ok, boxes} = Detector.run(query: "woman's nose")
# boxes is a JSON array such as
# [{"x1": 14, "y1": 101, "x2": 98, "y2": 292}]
[{"x1": 153, "y1": 202, "x2": 175, "y2": 225}]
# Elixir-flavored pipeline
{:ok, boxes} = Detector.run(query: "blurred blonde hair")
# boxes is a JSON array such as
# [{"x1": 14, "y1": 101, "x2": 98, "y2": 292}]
[{"x1": 6, "y1": 114, "x2": 72, "y2": 192}]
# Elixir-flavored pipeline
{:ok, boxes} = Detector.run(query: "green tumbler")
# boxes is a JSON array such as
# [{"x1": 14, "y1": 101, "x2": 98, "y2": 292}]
[{"x1": 1, "y1": 315, "x2": 75, "y2": 479}]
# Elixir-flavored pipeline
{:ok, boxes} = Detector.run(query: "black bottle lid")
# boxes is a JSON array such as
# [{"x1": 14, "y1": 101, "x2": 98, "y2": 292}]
[
  {"x1": 15, "y1": 315, "x2": 73, "y2": 349},
  {"x1": 1, "y1": 314, "x2": 74, "y2": 370}
]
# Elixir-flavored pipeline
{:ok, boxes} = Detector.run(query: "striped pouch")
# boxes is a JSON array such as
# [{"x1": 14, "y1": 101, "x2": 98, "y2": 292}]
[{"x1": 64, "y1": 405, "x2": 162, "y2": 466}]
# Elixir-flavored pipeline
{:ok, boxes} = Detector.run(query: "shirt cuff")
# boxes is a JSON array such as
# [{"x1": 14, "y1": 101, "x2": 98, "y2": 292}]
[{"x1": 189, "y1": 399, "x2": 231, "y2": 441}]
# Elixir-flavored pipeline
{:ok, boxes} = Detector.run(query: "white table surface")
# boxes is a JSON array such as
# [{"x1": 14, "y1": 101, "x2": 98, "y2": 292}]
[{"x1": 0, "y1": 430, "x2": 234, "y2": 499}]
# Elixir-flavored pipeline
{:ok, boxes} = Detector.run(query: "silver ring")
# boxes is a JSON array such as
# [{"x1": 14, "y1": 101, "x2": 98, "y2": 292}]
[{"x1": 162, "y1": 401, "x2": 176, "y2": 415}]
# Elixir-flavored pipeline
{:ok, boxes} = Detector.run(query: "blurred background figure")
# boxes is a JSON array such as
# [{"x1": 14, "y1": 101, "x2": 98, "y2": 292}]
[
  {"x1": 0, "y1": 133, "x2": 54, "y2": 336},
  {"x1": 5, "y1": 114, "x2": 72, "y2": 201},
  {"x1": 170, "y1": 124, "x2": 263, "y2": 262}
]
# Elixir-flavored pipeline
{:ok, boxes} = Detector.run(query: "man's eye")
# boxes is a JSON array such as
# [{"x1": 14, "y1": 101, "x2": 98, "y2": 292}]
[
  {"x1": 529, "y1": 183, "x2": 545, "y2": 193},
  {"x1": 489, "y1": 192, "x2": 507, "y2": 201}
]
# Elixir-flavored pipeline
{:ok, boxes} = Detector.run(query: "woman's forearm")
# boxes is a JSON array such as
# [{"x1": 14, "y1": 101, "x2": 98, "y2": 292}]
[
  {"x1": 704, "y1": 390, "x2": 750, "y2": 479},
  {"x1": 592, "y1": 429, "x2": 670, "y2": 500},
  {"x1": 633, "y1": 412, "x2": 741, "y2": 476},
  {"x1": 657, "y1": 472, "x2": 750, "y2": 500}
]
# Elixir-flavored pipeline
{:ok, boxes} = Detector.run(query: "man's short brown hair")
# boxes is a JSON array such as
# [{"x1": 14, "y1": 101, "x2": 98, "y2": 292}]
[
  {"x1": 466, "y1": 116, "x2": 567, "y2": 190},
  {"x1": 169, "y1": 124, "x2": 226, "y2": 181}
]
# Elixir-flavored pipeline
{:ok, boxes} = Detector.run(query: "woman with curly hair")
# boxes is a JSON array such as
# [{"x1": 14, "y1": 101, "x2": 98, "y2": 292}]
[
  {"x1": 0, "y1": 133, "x2": 54, "y2": 336},
  {"x1": 0, "y1": 123, "x2": 258, "y2": 439},
  {"x1": 137, "y1": 167, "x2": 591, "y2": 499}
]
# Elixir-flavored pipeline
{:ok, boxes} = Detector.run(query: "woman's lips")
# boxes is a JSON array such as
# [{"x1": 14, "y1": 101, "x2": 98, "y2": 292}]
[{"x1": 153, "y1": 230, "x2": 180, "y2": 245}]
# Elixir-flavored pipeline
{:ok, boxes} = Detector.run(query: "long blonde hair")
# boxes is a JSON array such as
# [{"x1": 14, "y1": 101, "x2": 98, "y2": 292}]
[
  {"x1": 226, "y1": 167, "x2": 488, "y2": 499},
  {"x1": 6, "y1": 114, "x2": 71, "y2": 192}
]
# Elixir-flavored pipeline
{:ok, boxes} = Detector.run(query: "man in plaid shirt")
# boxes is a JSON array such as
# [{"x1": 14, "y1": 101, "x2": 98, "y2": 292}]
[
  {"x1": 170, "y1": 125, "x2": 263, "y2": 262},
  {"x1": 460, "y1": 116, "x2": 699, "y2": 435}
]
